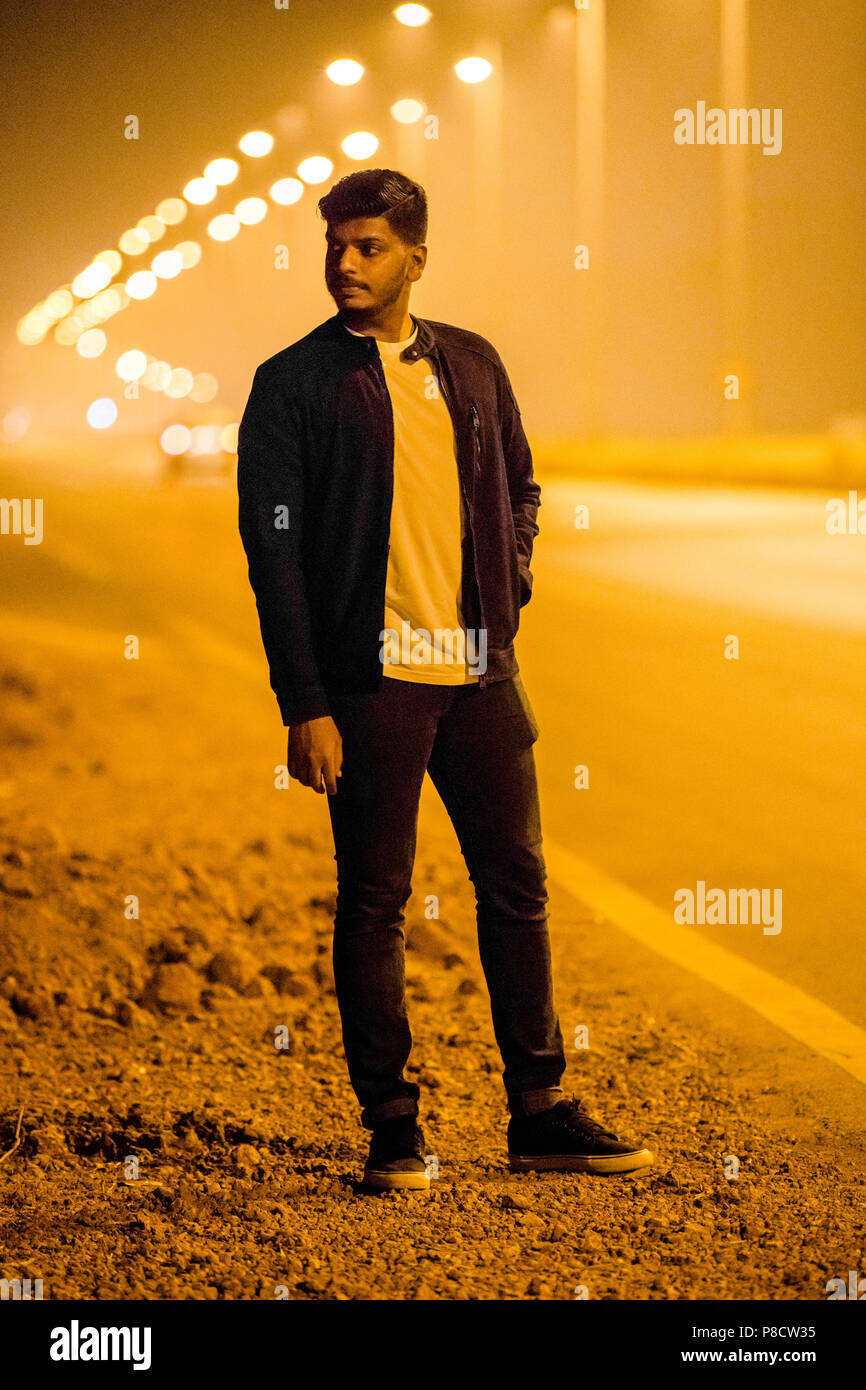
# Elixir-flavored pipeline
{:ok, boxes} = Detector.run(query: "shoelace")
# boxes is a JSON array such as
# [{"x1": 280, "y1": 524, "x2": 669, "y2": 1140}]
[{"x1": 555, "y1": 1096, "x2": 619, "y2": 1141}]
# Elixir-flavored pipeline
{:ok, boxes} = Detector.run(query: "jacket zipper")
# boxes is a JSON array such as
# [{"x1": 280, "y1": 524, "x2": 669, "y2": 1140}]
[
  {"x1": 469, "y1": 400, "x2": 487, "y2": 686},
  {"x1": 436, "y1": 372, "x2": 487, "y2": 689},
  {"x1": 368, "y1": 347, "x2": 394, "y2": 692},
  {"x1": 470, "y1": 401, "x2": 481, "y2": 475}
]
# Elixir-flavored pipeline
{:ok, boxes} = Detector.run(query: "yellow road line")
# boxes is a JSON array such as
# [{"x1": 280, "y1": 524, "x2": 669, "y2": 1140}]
[{"x1": 545, "y1": 839, "x2": 866, "y2": 1088}]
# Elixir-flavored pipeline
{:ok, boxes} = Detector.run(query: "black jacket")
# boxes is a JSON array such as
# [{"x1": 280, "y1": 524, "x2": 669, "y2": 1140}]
[{"x1": 236, "y1": 310, "x2": 540, "y2": 726}]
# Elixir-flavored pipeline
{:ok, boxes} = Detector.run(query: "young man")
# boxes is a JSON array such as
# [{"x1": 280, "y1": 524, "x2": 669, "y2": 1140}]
[{"x1": 237, "y1": 169, "x2": 652, "y2": 1190}]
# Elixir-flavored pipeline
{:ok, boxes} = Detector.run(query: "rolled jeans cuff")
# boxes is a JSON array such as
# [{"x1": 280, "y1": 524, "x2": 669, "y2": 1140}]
[
  {"x1": 360, "y1": 1096, "x2": 419, "y2": 1129},
  {"x1": 511, "y1": 1086, "x2": 565, "y2": 1117}
]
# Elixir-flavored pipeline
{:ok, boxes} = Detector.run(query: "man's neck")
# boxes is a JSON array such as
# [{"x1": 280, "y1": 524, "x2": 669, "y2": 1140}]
[{"x1": 339, "y1": 308, "x2": 415, "y2": 343}]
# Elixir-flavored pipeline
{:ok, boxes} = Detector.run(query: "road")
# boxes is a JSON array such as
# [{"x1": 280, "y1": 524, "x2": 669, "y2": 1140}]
[{"x1": 518, "y1": 478, "x2": 866, "y2": 1037}]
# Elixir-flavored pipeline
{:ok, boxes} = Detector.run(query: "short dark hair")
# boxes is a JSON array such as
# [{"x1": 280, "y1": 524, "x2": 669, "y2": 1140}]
[{"x1": 317, "y1": 168, "x2": 428, "y2": 246}]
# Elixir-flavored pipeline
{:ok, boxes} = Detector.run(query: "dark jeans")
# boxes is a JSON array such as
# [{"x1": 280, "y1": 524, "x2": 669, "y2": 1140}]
[{"x1": 325, "y1": 672, "x2": 567, "y2": 1128}]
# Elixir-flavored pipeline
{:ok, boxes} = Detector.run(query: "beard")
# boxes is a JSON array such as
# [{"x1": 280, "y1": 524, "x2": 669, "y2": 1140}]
[{"x1": 331, "y1": 265, "x2": 407, "y2": 317}]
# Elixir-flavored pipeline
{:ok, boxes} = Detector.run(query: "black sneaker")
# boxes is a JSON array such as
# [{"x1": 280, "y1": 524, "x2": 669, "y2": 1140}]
[
  {"x1": 508, "y1": 1096, "x2": 653, "y2": 1175},
  {"x1": 363, "y1": 1116, "x2": 430, "y2": 1191}
]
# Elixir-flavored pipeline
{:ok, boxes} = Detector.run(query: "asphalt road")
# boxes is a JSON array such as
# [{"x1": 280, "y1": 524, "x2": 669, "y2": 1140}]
[{"x1": 518, "y1": 478, "x2": 866, "y2": 1034}]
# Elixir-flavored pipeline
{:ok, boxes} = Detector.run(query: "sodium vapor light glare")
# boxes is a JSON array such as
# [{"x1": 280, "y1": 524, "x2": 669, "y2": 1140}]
[
  {"x1": 183, "y1": 177, "x2": 217, "y2": 206},
  {"x1": 189, "y1": 425, "x2": 223, "y2": 454},
  {"x1": 394, "y1": 5, "x2": 432, "y2": 26},
  {"x1": 297, "y1": 156, "x2": 334, "y2": 184},
  {"x1": 235, "y1": 197, "x2": 268, "y2": 225},
  {"x1": 71, "y1": 263, "x2": 112, "y2": 299},
  {"x1": 119, "y1": 228, "x2": 151, "y2": 255},
  {"x1": 190, "y1": 373, "x2": 219, "y2": 403},
  {"x1": 165, "y1": 368, "x2": 194, "y2": 399},
  {"x1": 125, "y1": 270, "x2": 158, "y2": 299},
  {"x1": 221, "y1": 422, "x2": 239, "y2": 453},
  {"x1": 207, "y1": 214, "x2": 240, "y2": 241},
  {"x1": 151, "y1": 249, "x2": 184, "y2": 278},
  {"x1": 161, "y1": 424, "x2": 191, "y2": 455},
  {"x1": 342, "y1": 131, "x2": 379, "y2": 160},
  {"x1": 45, "y1": 290, "x2": 74, "y2": 318},
  {"x1": 87, "y1": 398, "x2": 117, "y2": 429},
  {"x1": 455, "y1": 57, "x2": 493, "y2": 83},
  {"x1": 269, "y1": 178, "x2": 304, "y2": 205},
  {"x1": 156, "y1": 197, "x2": 187, "y2": 226},
  {"x1": 390, "y1": 98, "x2": 426, "y2": 124},
  {"x1": 76, "y1": 328, "x2": 107, "y2": 358},
  {"x1": 326, "y1": 59, "x2": 364, "y2": 85},
  {"x1": 175, "y1": 242, "x2": 202, "y2": 269},
  {"x1": 204, "y1": 158, "x2": 239, "y2": 186},
  {"x1": 116, "y1": 350, "x2": 148, "y2": 382},
  {"x1": 136, "y1": 216, "x2": 165, "y2": 244},
  {"x1": 142, "y1": 361, "x2": 172, "y2": 391},
  {"x1": 238, "y1": 131, "x2": 274, "y2": 157},
  {"x1": 93, "y1": 250, "x2": 123, "y2": 276}
]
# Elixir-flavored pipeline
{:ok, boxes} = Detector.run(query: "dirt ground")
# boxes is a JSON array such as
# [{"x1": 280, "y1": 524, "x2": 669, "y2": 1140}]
[{"x1": 0, "y1": 541, "x2": 864, "y2": 1302}]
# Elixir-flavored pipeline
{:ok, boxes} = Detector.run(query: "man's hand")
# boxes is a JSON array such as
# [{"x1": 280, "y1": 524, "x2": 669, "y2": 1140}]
[{"x1": 287, "y1": 716, "x2": 343, "y2": 794}]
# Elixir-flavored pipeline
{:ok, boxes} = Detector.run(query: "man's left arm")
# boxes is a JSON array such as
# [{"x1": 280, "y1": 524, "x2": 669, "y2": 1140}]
[{"x1": 495, "y1": 357, "x2": 540, "y2": 608}]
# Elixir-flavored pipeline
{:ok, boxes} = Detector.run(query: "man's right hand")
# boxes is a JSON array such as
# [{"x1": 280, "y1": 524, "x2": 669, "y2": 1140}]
[{"x1": 287, "y1": 716, "x2": 343, "y2": 794}]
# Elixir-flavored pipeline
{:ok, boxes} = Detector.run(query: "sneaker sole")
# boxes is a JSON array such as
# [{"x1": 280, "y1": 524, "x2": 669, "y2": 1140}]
[
  {"x1": 508, "y1": 1148, "x2": 653, "y2": 1175},
  {"x1": 363, "y1": 1168, "x2": 431, "y2": 1191}
]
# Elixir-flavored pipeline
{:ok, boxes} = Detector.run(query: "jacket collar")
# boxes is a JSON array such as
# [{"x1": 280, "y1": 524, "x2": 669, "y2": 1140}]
[{"x1": 322, "y1": 310, "x2": 436, "y2": 364}]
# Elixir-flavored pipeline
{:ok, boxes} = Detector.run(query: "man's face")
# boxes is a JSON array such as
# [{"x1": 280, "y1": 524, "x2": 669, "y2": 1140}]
[{"x1": 324, "y1": 215, "x2": 424, "y2": 315}]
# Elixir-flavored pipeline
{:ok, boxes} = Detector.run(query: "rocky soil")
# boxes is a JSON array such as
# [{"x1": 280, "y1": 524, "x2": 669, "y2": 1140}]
[{"x1": 0, "y1": 620, "x2": 863, "y2": 1302}]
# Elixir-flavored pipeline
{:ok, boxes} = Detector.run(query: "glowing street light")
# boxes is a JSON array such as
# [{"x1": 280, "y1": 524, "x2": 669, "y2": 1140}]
[
  {"x1": 116, "y1": 350, "x2": 148, "y2": 382},
  {"x1": 235, "y1": 197, "x2": 269, "y2": 225},
  {"x1": 190, "y1": 374, "x2": 219, "y2": 403},
  {"x1": 136, "y1": 215, "x2": 165, "y2": 244},
  {"x1": 326, "y1": 58, "x2": 364, "y2": 85},
  {"x1": 165, "y1": 368, "x2": 194, "y2": 399},
  {"x1": 207, "y1": 213, "x2": 240, "y2": 241},
  {"x1": 270, "y1": 177, "x2": 304, "y2": 205},
  {"x1": 156, "y1": 197, "x2": 187, "y2": 225},
  {"x1": 125, "y1": 270, "x2": 158, "y2": 299},
  {"x1": 183, "y1": 177, "x2": 217, "y2": 206},
  {"x1": 76, "y1": 328, "x2": 106, "y2": 358},
  {"x1": 87, "y1": 398, "x2": 117, "y2": 429},
  {"x1": 238, "y1": 130, "x2": 274, "y2": 157},
  {"x1": 71, "y1": 262, "x2": 112, "y2": 299},
  {"x1": 175, "y1": 241, "x2": 202, "y2": 269},
  {"x1": 394, "y1": 4, "x2": 432, "y2": 25},
  {"x1": 297, "y1": 156, "x2": 334, "y2": 184},
  {"x1": 391, "y1": 98, "x2": 426, "y2": 124},
  {"x1": 161, "y1": 424, "x2": 191, "y2": 455},
  {"x1": 342, "y1": 131, "x2": 379, "y2": 160},
  {"x1": 119, "y1": 228, "x2": 151, "y2": 255},
  {"x1": 455, "y1": 56, "x2": 493, "y2": 83},
  {"x1": 151, "y1": 249, "x2": 184, "y2": 278},
  {"x1": 204, "y1": 158, "x2": 239, "y2": 186}
]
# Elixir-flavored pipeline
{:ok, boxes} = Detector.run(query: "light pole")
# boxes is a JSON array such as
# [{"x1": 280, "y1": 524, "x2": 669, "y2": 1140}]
[{"x1": 720, "y1": 0, "x2": 752, "y2": 433}]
